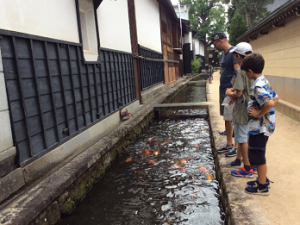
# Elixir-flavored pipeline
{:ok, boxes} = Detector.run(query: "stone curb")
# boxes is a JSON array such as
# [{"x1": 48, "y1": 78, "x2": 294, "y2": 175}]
[{"x1": 206, "y1": 80, "x2": 268, "y2": 225}]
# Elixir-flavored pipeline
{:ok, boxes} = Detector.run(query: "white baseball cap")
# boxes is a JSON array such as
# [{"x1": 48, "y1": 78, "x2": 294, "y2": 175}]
[{"x1": 229, "y1": 42, "x2": 253, "y2": 56}]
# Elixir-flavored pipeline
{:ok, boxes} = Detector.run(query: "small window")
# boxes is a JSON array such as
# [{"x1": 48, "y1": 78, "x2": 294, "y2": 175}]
[{"x1": 79, "y1": 0, "x2": 98, "y2": 61}]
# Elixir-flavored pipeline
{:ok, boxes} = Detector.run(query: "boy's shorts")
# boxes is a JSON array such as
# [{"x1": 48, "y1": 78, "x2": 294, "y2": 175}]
[
  {"x1": 248, "y1": 133, "x2": 269, "y2": 165},
  {"x1": 219, "y1": 92, "x2": 225, "y2": 116},
  {"x1": 232, "y1": 122, "x2": 248, "y2": 143}
]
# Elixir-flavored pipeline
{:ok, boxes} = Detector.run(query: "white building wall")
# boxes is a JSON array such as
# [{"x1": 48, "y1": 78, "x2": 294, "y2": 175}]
[
  {"x1": 0, "y1": 0, "x2": 79, "y2": 43},
  {"x1": 173, "y1": 4, "x2": 190, "y2": 20},
  {"x1": 97, "y1": 0, "x2": 132, "y2": 53},
  {"x1": 135, "y1": 0, "x2": 162, "y2": 53},
  {"x1": 194, "y1": 39, "x2": 200, "y2": 55},
  {"x1": 183, "y1": 32, "x2": 193, "y2": 50},
  {"x1": 199, "y1": 41, "x2": 204, "y2": 56}
]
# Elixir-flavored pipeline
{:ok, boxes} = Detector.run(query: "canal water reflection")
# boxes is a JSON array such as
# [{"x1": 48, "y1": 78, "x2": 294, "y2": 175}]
[{"x1": 58, "y1": 118, "x2": 225, "y2": 225}]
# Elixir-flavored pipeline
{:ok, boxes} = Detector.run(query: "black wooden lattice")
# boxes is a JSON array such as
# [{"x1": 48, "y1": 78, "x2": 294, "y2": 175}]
[
  {"x1": 0, "y1": 32, "x2": 136, "y2": 166},
  {"x1": 138, "y1": 45, "x2": 164, "y2": 90}
]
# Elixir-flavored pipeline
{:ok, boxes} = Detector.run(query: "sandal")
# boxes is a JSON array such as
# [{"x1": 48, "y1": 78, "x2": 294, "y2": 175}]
[{"x1": 219, "y1": 131, "x2": 226, "y2": 135}]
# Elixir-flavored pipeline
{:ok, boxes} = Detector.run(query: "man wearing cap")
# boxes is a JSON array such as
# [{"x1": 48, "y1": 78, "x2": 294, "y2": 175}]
[
  {"x1": 225, "y1": 42, "x2": 255, "y2": 178},
  {"x1": 209, "y1": 32, "x2": 239, "y2": 154}
]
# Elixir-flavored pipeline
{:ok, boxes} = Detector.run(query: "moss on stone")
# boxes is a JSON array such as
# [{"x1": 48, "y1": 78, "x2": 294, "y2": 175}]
[{"x1": 61, "y1": 199, "x2": 75, "y2": 215}]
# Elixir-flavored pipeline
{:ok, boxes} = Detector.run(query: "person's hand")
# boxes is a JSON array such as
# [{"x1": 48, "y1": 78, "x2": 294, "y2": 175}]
[
  {"x1": 229, "y1": 98, "x2": 234, "y2": 105},
  {"x1": 225, "y1": 88, "x2": 235, "y2": 96},
  {"x1": 249, "y1": 107, "x2": 260, "y2": 118}
]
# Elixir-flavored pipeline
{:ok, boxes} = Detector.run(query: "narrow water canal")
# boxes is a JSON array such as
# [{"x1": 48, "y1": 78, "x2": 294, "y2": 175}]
[{"x1": 58, "y1": 82, "x2": 225, "y2": 225}]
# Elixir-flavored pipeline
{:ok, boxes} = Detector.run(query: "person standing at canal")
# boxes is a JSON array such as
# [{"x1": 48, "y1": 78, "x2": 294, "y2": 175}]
[
  {"x1": 208, "y1": 32, "x2": 239, "y2": 154},
  {"x1": 208, "y1": 64, "x2": 214, "y2": 80},
  {"x1": 241, "y1": 53, "x2": 279, "y2": 195},
  {"x1": 225, "y1": 42, "x2": 254, "y2": 177}
]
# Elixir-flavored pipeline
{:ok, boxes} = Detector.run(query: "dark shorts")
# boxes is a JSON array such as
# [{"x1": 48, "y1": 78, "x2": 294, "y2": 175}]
[
  {"x1": 219, "y1": 92, "x2": 226, "y2": 116},
  {"x1": 248, "y1": 133, "x2": 269, "y2": 165}
]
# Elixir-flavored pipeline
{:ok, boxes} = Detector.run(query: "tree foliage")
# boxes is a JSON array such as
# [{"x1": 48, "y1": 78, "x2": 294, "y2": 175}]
[
  {"x1": 228, "y1": 12, "x2": 247, "y2": 45},
  {"x1": 191, "y1": 58, "x2": 203, "y2": 75},
  {"x1": 180, "y1": 0, "x2": 226, "y2": 40},
  {"x1": 224, "y1": 0, "x2": 274, "y2": 29}
]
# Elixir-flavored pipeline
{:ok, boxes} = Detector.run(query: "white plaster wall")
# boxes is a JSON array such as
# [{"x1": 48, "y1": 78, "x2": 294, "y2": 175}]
[
  {"x1": 173, "y1": 4, "x2": 190, "y2": 20},
  {"x1": 0, "y1": 0, "x2": 79, "y2": 43},
  {"x1": 135, "y1": 0, "x2": 162, "y2": 53},
  {"x1": 97, "y1": 0, "x2": 132, "y2": 53},
  {"x1": 199, "y1": 41, "x2": 204, "y2": 56},
  {"x1": 183, "y1": 32, "x2": 192, "y2": 50},
  {"x1": 194, "y1": 39, "x2": 200, "y2": 55}
]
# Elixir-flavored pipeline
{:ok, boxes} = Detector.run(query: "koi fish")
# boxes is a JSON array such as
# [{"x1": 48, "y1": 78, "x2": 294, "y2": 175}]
[
  {"x1": 179, "y1": 167, "x2": 186, "y2": 171},
  {"x1": 153, "y1": 150, "x2": 160, "y2": 156},
  {"x1": 125, "y1": 157, "x2": 132, "y2": 162},
  {"x1": 142, "y1": 148, "x2": 151, "y2": 155},
  {"x1": 194, "y1": 144, "x2": 199, "y2": 148},
  {"x1": 199, "y1": 166, "x2": 206, "y2": 172},
  {"x1": 180, "y1": 157, "x2": 192, "y2": 164},
  {"x1": 206, "y1": 172, "x2": 213, "y2": 181},
  {"x1": 162, "y1": 141, "x2": 168, "y2": 146},
  {"x1": 149, "y1": 160, "x2": 157, "y2": 165},
  {"x1": 147, "y1": 137, "x2": 155, "y2": 142}
]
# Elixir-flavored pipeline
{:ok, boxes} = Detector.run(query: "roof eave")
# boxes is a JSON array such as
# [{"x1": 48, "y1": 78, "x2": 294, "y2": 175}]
[{"x1": 237, "y1": 0, "x2": 300, "y2": 42}]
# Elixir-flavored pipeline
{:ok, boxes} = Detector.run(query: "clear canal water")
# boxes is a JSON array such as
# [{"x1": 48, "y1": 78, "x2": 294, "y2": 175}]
[
  {"x1": 171, "y1": 83, "x2": 206, "y2": 103},
  {"x1": 58, "y1": 83, "x2": 225, "y2": 225}
]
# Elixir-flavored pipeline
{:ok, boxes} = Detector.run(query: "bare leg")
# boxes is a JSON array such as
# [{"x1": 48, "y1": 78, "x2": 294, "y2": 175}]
[
  {"x1": 236, "y1": 144, "x2": 242, "y2": 160},
  {"x1": 257, "y1": 164, "x2": 267, "y2": 185},
  {"x1": 240, "y1": 142, "x2": 250, "y2": 166},
  {"x1": 225, "y1": 121, "x2": 233, "y2": 146}
]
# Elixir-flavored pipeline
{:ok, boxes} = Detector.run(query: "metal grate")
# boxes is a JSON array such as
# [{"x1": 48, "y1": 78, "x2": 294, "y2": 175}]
[
  {"x1": 0, "y1": 32, "x2": 136, "y2": 166},
  {"x1": 138, "y1": 45, "x2": 164, "y2": 90}
]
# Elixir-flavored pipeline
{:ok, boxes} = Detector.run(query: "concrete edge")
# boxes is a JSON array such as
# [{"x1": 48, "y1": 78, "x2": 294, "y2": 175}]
[
  {"x1": 207, "y1": 80, "x2": 269, "y2": 225},
  {"x1": 0, "y1": 147, "x2": 16, "y2": 178},
  {"x1": 275, "y1": 99, "x2": 300, "y2": 123},
  {"x1": 0, "y1": 74, "x2": 198, "y2": 225}
]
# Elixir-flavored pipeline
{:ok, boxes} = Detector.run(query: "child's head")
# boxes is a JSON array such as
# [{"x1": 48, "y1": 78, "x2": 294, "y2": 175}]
[
  {"x1": 240, "y1": 53, "x2": 265, "y2": 79},
  {"x1": 229, "y1": 42, "x2": 252, "y2": 65}
]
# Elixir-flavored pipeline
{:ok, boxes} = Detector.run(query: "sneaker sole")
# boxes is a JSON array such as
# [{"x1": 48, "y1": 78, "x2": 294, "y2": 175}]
[
  {"x1": 244, "y1": 190, "x2": 269, "y2": 196},
  {"x1": 231, "y1": 173, "x2": 254, "y2": 178},
  {"x1": 247, "y1": 184, "x2": 271, "y2": 189},
  {"x1": 226, "y1": 164, "x2": 241, "y2": 168},
  {"x1": 225, "y1": 153, "x2": 237, "y2": 157},
  {"x1": 217, "y1": 149, "x2": 230, "y2": 153}
]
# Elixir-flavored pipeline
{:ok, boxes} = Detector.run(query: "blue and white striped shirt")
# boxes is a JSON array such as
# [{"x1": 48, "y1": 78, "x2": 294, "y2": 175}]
[{"x1": 247, "y1": 75, "x2": 278, "y2": 136}]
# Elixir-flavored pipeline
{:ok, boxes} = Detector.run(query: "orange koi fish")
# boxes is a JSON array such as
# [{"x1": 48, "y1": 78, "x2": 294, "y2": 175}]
[
  {"x1": 162, "y1": 141, "x2": 168, "y2": 146},
  {"x1": 142, "y1": 148, "x2": 151, "y2": 155},
  {"x1": 125, "y1": 157, "x2": 132, "y2": 162},
  {"x1": 147, "y1": 137, "x2": 155, "y2": 142},
  {"x1": 153, "y1": 150, "x2": 160, "y2": 156},
  {"x1": 179, "y1": 167, "x2": 186, "y2": 171},
  {"x1": 199, "y1": 166, "x2": 206, "y2": 172},
  {"x1": 206, "y1": 172, "x2": 213, "y2": 181},
  {"x1": 194, "y1": 144, "x2": 199, "y2": 148},
  {"x1": 149, "y1": 160, "x2": 157, "y2": 165},
  {"x1": 180, "y1": 157, "x2": 192, "y2": 164}
]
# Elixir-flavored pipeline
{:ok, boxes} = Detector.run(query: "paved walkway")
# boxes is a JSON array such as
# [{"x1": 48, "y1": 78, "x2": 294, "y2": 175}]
[{"x1": 209, "y1": 71, "x2": 300, "y2": 224}]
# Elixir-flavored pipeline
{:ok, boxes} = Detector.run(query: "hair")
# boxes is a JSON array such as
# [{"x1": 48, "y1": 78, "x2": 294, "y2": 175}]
[
  {"x1": 236, "y1": 51, "x2": 252, "y2": 59},
  {"x1": 240, "y1": 52, "x2": 265, "y2": 74}
]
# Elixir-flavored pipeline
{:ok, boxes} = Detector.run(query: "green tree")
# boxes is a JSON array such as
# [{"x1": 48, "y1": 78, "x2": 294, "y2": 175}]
[
  {"x1": 180, "y1": 0, "x2": 226, "y2": 39},
  {"x1": 224, "y1": 0, "x2": 274, "y2": 29},
  {"x1": 191, "y1": 58, "x2": 203, "y2": 75},
  {"x1": 228, "y1": 12, "x2": 247, "y2": 45}
]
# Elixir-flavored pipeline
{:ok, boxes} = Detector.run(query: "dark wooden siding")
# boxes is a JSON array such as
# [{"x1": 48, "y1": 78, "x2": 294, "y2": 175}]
[
  {"x1": 183, "y1": 43, "x2": 191, "y2": 74},
  {"x1": 138, "y1": 45, "x2": 164, "y2": 90},
  {"x1": 0, "y1": 32, "x2": 136, "y2": 166}
]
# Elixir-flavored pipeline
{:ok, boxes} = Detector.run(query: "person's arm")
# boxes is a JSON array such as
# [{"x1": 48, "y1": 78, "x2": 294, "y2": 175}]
[
  {"x1": 273, "y1": 96, "x2": 279, "y2": 105},
  {"x1": 249, "y1": 100, "x2": 275, "y2": 118},
  {"x1": 233, "y1": 63, "x2": 240, "y2": 71},
  {"x1": 225, "y1": 88, "x2": 242, "y2": 98}
]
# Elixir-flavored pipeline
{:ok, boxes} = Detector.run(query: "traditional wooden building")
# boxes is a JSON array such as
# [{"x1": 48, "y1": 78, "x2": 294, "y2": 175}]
[{"x1": 238, "y1": 0, "x2": 300, "y2": 122}]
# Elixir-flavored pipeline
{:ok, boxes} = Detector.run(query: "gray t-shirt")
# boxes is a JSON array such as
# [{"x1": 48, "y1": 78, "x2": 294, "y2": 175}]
[{"x1": 232, "y1": 68, "x2": 253, "y2": 124}]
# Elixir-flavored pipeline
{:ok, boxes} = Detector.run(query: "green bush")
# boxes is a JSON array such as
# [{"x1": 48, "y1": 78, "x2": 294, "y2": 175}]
[{"x1": 191, "y1": 58, "x2": 203, "y2": 75}]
